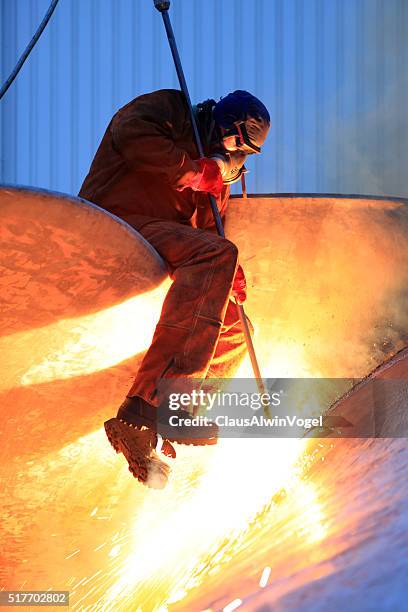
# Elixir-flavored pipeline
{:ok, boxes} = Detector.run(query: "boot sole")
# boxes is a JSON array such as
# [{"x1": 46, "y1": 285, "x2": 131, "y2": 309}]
[{"x1": 104, "y1": 418, "x2": 170, "y2": 489}]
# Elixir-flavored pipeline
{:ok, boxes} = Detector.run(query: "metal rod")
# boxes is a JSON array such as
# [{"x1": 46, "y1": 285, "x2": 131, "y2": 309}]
[
  {"x1": 153, "y1": 1, "x2": 270, "y2": 410},
  {"x1": 158, "y1": 8, "x2": 225, "y2": 236},
  {"x1": 241, "y1": 173, "x2": 248, "y2": 198}
]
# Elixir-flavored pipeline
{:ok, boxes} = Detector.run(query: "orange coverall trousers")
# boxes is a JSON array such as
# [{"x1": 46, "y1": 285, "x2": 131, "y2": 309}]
[{"x1": 123, "y1": 218, "x2": 251, "y2": 407}]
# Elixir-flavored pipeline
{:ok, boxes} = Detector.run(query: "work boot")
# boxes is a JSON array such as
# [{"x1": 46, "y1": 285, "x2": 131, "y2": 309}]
[
  {"x1": 116, "y1": 396, "x2": 219, "y2": 445},
  {"x1": 104, "y1": 396, "x2": 218, "y2": 489},
  {"x1": 104, "y1": 417, "x2": 170, "y2": 489}
]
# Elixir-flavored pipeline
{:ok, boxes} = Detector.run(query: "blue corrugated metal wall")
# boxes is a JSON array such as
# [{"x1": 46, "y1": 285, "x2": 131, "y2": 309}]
[{"x1": 1, "y1": 0, "x2": 407, "y2": 197}]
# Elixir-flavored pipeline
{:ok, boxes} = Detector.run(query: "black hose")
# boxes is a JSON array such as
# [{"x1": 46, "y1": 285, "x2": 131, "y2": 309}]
[{"x1": 0, "y1": 0, "x2": 60, "y2": 101}]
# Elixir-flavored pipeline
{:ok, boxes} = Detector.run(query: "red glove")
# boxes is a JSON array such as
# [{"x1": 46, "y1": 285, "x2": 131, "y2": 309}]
[
  {"x1": 185, "y1": 158, "x2": 224, "y2": 198},
  {"x1": 232, "y1": 265, "x2": 247, "y2": 304}
]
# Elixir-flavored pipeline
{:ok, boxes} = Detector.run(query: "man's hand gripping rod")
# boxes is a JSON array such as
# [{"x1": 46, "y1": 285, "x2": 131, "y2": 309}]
[{"x1": 153, "y1": 0, "x2": 271, "y2": 416}]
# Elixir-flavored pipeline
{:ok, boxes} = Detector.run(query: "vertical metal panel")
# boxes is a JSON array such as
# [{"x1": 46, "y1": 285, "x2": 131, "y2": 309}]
[{"x1": 1, "y1": 0, "x2": 408, "y2": 197}]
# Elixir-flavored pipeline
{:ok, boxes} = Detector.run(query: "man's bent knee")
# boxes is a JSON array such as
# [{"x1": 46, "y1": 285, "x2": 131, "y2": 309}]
[{"x1": 215, "y1": 236, "x2": 239, "y2": 265}]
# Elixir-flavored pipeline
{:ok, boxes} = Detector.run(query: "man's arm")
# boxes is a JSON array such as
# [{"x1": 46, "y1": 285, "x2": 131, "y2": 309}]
[{"x1": 111, "y1": 90, "x2": 202, "y2": 190}]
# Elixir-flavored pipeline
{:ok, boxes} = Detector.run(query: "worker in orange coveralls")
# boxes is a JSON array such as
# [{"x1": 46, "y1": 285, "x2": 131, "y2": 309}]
[{"x1": 79, "y1": 89, "x2": 270, "y2": 487}]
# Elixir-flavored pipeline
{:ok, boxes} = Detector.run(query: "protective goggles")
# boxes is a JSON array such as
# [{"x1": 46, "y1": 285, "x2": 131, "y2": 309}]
[{"x1": 223, "y1": 120, "x2": 262, "y2": 154}]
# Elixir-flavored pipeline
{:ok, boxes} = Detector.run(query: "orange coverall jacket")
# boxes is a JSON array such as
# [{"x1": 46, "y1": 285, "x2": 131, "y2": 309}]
[{"x1": 78, "y1": 89, "x2": 230, "y2": 231}]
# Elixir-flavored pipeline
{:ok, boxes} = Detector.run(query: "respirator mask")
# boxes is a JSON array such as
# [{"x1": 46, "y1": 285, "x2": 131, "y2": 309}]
[
  {"x1": 210, "y1": 149, "x2": 248, "y2": 185},
  {"x1": 210, "y1": 116, "x2": 267, "y2": 184}
]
